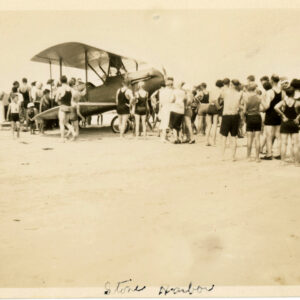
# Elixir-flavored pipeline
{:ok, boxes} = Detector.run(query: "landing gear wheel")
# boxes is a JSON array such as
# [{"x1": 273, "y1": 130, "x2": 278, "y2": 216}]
[{"x1": 111, "y1": 115, "x2": 129, "y2": 133}]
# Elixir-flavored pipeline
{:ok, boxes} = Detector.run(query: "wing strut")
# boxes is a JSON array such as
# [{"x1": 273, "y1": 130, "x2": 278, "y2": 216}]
[
  {"x1": 98, "y1": 63, "x2": 107, "y2": 77},
  {"x1": 85, "y1": 50, "x2": 89, "y2": 101},
  {"x1": 88, "y1": 63, "x2": 105, "y2": 84},
  {"x1": 49, "y1": 60, "x2": 53, "y2": 97},
  {"x1": 59, "y1": 58, "x2": 63, "y2": 77}
]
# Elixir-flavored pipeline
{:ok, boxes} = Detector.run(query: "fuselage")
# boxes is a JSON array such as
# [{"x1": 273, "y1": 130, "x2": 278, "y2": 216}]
[{"x1": 35, "y1": 68, "x2": 164, "y2": 120}]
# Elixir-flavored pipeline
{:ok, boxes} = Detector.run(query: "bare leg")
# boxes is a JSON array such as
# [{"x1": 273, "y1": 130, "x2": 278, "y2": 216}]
[
  {"x1": 231, "y1": 135, "x2": 237, "y2": 161},
  {"x1": 58, "y1": 110, "x2": 66, "y2": 142},
  {"x1": 141, "y1": 115, "x2": 147, "y2": 137},
  {"x1": 297, "y1": 133, "x2": 300, "y2": 166},
  {"x1": 118, "y1": 114, "x2": 124, "y2": 138},
  {"x1": 254, "y1": 131, "x2": 261, "y2": 162},
  {"x1": 66, "y1": 123, "x2": 76, "y2": 140},
  {"x1": 291, "y1": 133, "x2": 298, "y2": 164},
  {"x1": 11, "y1": 121, "x2": 15, "y2": 138},
  {"x1": 73, "y1": 120, "x2": 79, "y2": 137},
  {"x1": 260, "y1": 128, "x2": 267, "y2": 153},
  {"x1": 265, "y1": 126, "x2": 273, "y2": 157},
  {"x1": 274, "y1": 125, "x2": 281, "y2": 157},
  {"x1": 134, "y1": 114, "x2": 140, "y2": 138},
  {"x1": 161, "y1": 129, "x2": 167, "y2": 142},
  {"x1": 221, "y1": 135, "x2": 227, "y2": 160},
  {"x1": 197, "y1": 115, "x2": 204, "y2": 135},
  {"x1": 247, "y1": 132, "x2": 254, "y2": 159},
  {"x1": 280, "y1": 134, "x2": 288, "y2": 162},
  {"x1": 185, "y1": 116, "x2": 194, "y2": 142},
  {"x1": 16, "y1": 121, "x2": 20, "y2": 138},
  {"x1": 212, "y1": 114, "x2": 218, "y2": 146},
  {"x1": 205, "y1": 115, "x2": 212, "y2": 145}
]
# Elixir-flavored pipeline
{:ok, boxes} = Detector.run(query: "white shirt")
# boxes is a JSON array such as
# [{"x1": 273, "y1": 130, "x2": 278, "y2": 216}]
[
  {"x1": 209, "y1": 87, "x2": 222, "y2": 103},
  {"x1": 10, "y1": 102, "x2": 20, "y2": 113},
  {"x1": 159, "y1": 87, "x2": 175, "y2": 111},
  {"x1": 171, "y1": 88, "x2": 186, "y2": 114}
]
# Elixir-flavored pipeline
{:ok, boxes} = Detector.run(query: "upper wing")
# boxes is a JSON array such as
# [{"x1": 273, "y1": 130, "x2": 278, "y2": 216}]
[{"x1": 31, "y1": 42, "x2": 142, "y2": 74}]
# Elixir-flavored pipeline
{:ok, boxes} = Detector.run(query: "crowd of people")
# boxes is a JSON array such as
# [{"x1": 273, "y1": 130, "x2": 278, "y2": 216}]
[
  {"x1": 115, "y1": 74, "x2": 300, "y2": 165},
  {"x1": 1, "y1": 73, "x2": 300, "y2": 165},
  {"x1": 0, "y1": 76, "x2": 88, "y2": 140}
]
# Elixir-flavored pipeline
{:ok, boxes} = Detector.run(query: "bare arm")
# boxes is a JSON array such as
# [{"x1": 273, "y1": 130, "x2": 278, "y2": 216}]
[
  {"x1": 39, "y1": 98, "x2": 43, "y2": 113},
  {"x1": 261, "y1": 90, "x2": 274, "y2": 110},
  {"x1": 76, "y1": 104, "x2": 85, "y2": 120},
  {"x1": 150, "y1": 90, "x2": 158, "y2": 107},
  {"x1": 243, "y1": 96, "x2": 247, "y2": 115},
  {"x1": 55, "y1": 88, "x2": 61, "y2": 104},
  {"x1": 6, "y1": 104, "x2": 11, "y2": 120},
  {"x1": 126, "y1": 89, "x2": 134, "y2": 107},
  {"x1": 115, "y1": 89, "x2": 119, "y2": 105},
  {"x1": 274, "y1": 100, "x2": 287, "y2": 121}
]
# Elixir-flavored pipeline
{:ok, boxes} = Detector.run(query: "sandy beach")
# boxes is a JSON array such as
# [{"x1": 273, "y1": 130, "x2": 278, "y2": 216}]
[{"x1": 0, "y1": 116, "x2": 300, "y2": 289}]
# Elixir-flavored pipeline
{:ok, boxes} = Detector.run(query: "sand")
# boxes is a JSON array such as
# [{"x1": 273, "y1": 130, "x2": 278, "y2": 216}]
[{"x1": 0, "y1": 116, "x2": 300, "y2": 289}]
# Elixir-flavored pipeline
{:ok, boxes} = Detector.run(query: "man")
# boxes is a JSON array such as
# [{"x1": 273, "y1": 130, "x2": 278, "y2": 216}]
[
  {"x1": 39, "y1": 89, "x2": 52, "y2": 134},
  {"x1": 220, "y1": 79, "x2": 243, "y2": 161},
  {"x1": 19, "y1": 78, "x2": 31, "y2": 131},
  {"x1": 170, "y1": 82, "x2": 186, "y2": 143},
  {"x1": 158, "y1": 77, "x2": 175, "y2": 142},
  {"x1": 261, "y1": 74, "x2": 282, "y2": 160}
]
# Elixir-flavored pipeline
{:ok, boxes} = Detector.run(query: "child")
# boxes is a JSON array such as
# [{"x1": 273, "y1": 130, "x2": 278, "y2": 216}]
[
  {"x1": 275, "y1": 86, "x2": 299, "y2": 165},
  {"x1": 243, "y1": 82, "x2": 263, "y2": 162},
  {"x1": 6, "y1": 94, "x2": 21, "y2": 138},
  {"x1": 27, "y1": 103, "x2": 37, "y2": 134}
]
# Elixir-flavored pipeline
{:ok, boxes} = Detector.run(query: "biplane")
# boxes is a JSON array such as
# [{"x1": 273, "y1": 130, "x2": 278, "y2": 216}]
[{"x1": 31, "y1": 42, "x2": 164, "y2": 130}]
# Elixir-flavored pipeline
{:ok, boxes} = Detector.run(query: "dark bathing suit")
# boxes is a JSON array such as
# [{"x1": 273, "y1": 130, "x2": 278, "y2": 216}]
[
  {"x1": 135, "y1": 92, "x2": 147, "y2": 116},
  {"x1": 280, "y1": 100, "x2": 299, "y2": 134},
  {"x1": 60, "y1": 91, "x2": 72, "y2": 106},
  {"x1": 117, "y1": 89, "x2": 130, "y2": 115},
  {"x1": 264, "y1": 90, "x2": 282, "y2": 126},
  {"x1": 11, "y1": 113, "x2": 20, "y2": 122},
  {"x1": 201, "y1": 93, "x2": 209, "y2": 104},
  {"x1": 20, "y1": 89, "x2": 30, "y2": 109},
  {"x1": 245, "y1": 94, "x2": 262, "y2": 132}
]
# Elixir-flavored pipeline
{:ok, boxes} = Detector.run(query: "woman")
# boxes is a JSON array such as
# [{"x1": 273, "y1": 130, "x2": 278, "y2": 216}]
[
  {"x1": 55, "y1": 75, "x2": 75, "y2": 142},
  {"x1": 182, "y1": 85, "x2": 195, "y2": 144},
  {"x1": 69, "y1": 79, "x2": 85, "y2": 138},
  {"x1": 275, "y1": 86, "x2": 299, "y2": 165},
  {"x1": 116, "y1": 76, "x2": 133, "y2": 138},
  {"x1": 205, "y1": 80, "x2": 223, "y2": 146},
  {"x1": 243, "y1": 82, "x2": 263, "y2": 162},
  {"x1": 133, "y1": 81, "x2": 149, "y2": 138},
  {"x1": 291, "y1": 78, "x2": 300, "y2": 166}
]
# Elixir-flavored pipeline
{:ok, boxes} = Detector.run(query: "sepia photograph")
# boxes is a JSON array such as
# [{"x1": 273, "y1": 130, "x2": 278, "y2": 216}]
[{"x1": 0, "y1": 0, "x2": 300, "y2": 298}]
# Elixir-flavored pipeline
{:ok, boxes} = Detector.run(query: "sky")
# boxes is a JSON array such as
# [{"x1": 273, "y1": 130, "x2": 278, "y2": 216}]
[{"x1": 0, "y1": 1, "x2": 300, "y2": 91}]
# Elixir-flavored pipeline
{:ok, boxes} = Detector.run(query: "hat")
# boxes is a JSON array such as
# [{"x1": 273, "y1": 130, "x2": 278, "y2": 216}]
[{"x1": 27, "y1": 103, "x2": 34, "y2": 108}]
